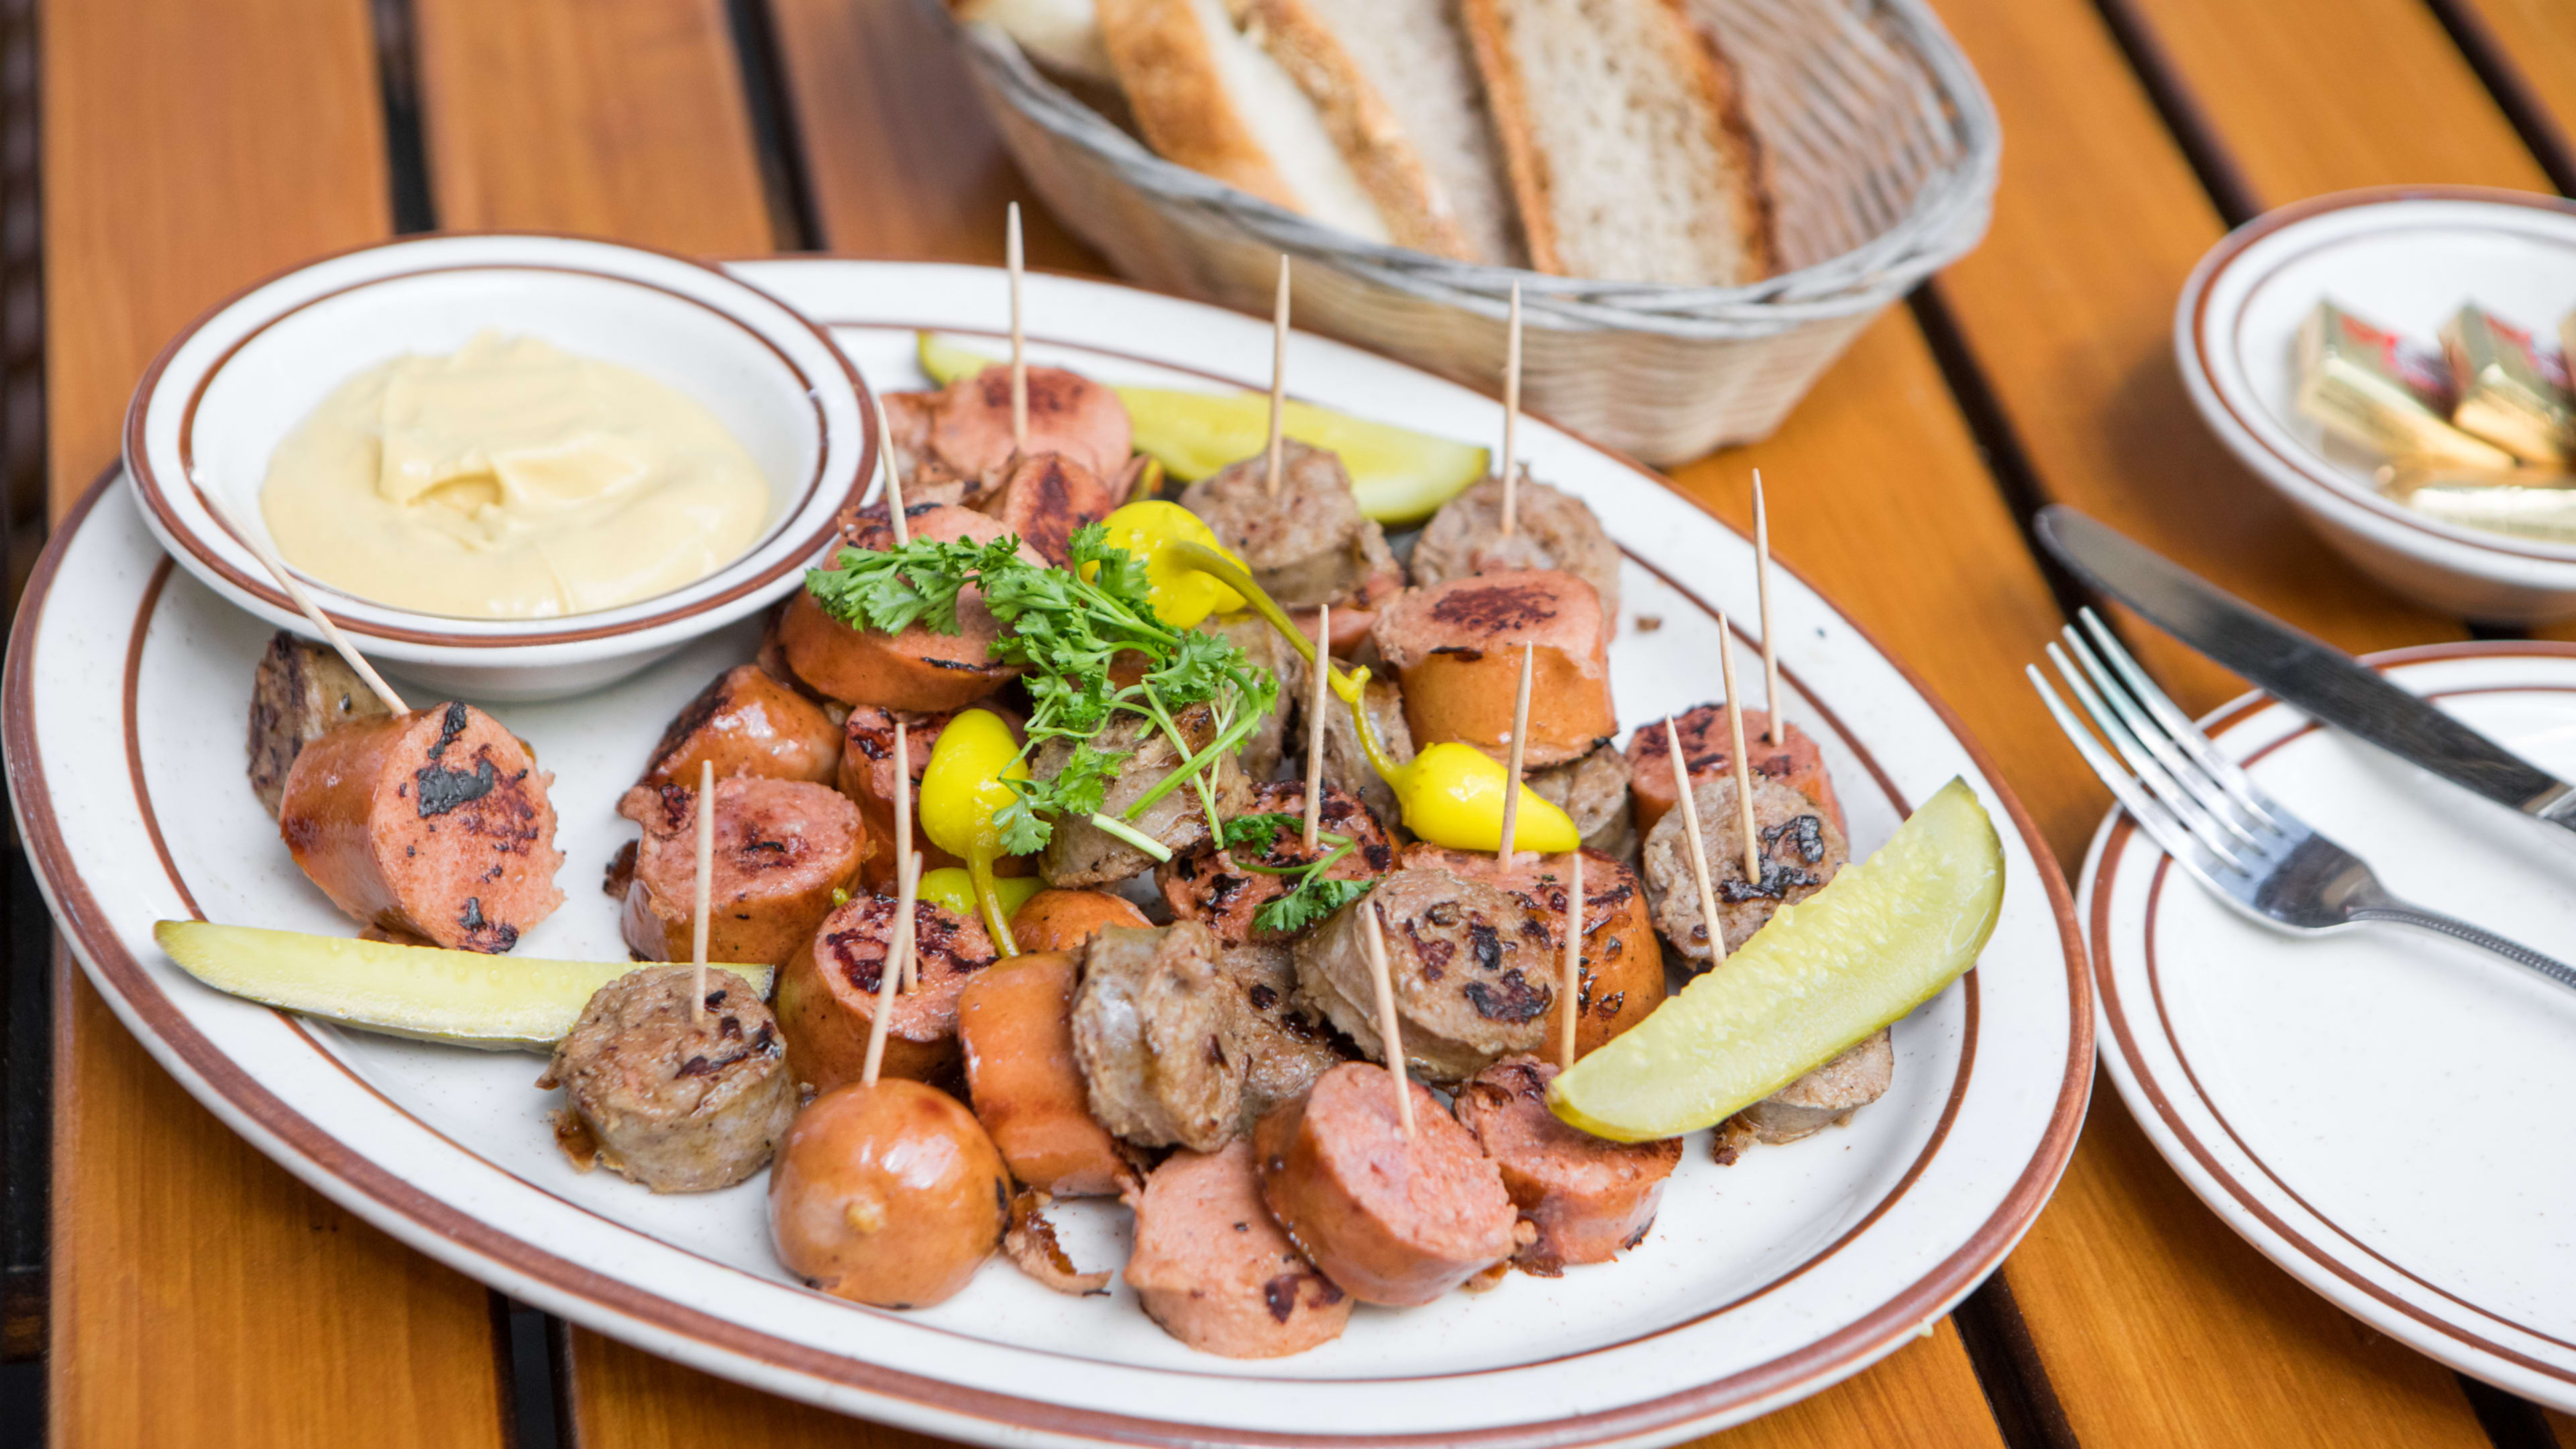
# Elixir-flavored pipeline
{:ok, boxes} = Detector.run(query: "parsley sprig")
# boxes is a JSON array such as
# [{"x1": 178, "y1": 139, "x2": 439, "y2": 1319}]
[{"x1": 1217, "y1": 812, "x2": 1379, "y2": 935}]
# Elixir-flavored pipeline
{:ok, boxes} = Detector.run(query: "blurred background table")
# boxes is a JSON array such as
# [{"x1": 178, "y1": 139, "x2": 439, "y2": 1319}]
[{"x1": 9, "y1": 0, "x2": 2576, "y2": 1444}]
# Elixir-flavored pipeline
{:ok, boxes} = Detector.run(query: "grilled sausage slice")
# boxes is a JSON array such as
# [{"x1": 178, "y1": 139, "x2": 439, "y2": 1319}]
[
  {"x1": 1527, "y1": 741, "x2": 1638, "y2": 864},
  {"x1": 1180, "y1": 438, "x2": 1402, "y2": 610},
  {"x1": 1125, "y1": 1138, "x2": 1350, "y2": 1356},
  {"x1": 1409, "y1": 477, "x2": 1621, "y2": 620},
  {"x1": 1300, "y1": 665, "x2": 1413, "y2": 827},
  {"x1": 1254, "y1": 1062, "x2": 1519, "y2": 1306},
  {"x1": 279, "y1": 701, "x2": 565, "y2": 952},
  {"x1": 775, "y1": 894, "x2": 1000, "y2": 1091},
  {"x1": 1627, "y1": 705, "x2": 1842, "y2": 837},
  {"x1": 1452, "y1": 1056, "x2": 1679, "y2": 1273},
  {"x1": 1730, "y1": 1028, "x2": 1893, "y2": 1147},
  {"x1": 885, "y1": 365, "x2": 1133, "y2": 502},
  {"x1": 769, "y1": 1079, "x2": 1011, "y2": 1309},
  {"x1": 1008, "y1": 889, "x2": 1152, "y2": 954},
  {"x1": 1155, "y1": 781, "x2": 1394, "y2": 945},
  {"x1": 616, "y1": 778, "x2": 867, "y2": 969},
  {"x1": 1216, "y1": 943, "x2": 1350, "y2": 1128},
  {"x1": 1371, "y1": 570, "x2": 1615, "y2": 768},
  {"x1": 836, "y1": 704, "x2": 1033, "y2": 891},
  {"x1": 973, "y1": 451, "x2": 1118, "y2": 567},
  {"x1": 1292, "y1": 869, "x2": 1551, "y2": 1085},
  {"x1": 1071, "y1": 923, "x2": 1248, "y2": 1152},
  {"x1": 638, "y1": 663, "x2": 843, "y2": 790},
  {"x1": 957, "y1": 950, "x2": 1137, "y2": 1197},
  {"x1": 782, "y1": 505, "x2": 1044, "y2": 712},
  {"x1": 248, "y1": 631, "x2": 392, "y2": 818},
  {"x1": 538, "y1": 965, "x2": 795, "y2": 1193},
  {"x1": 1396, "y1": 845, "x2": 1664, "y2": 1059},
  {"x1": 1200, "y1": 610, "x2": 1297, "y2": 783},
  {"x1": 1035, "y1": 704, "x2": 1250, "y2": 887},
  {"x1": 1641, "y1": 773, "x2": 1848, "y2": 967}
]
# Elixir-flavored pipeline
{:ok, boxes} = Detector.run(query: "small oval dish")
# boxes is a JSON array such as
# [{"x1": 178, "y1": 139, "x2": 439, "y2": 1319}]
[
  {"x1": 2177, "y1": 186, "x2": 2576, "y2": 625},
  {"x1": 124, "y1": 233, "x2": 875, "y2": 700}
]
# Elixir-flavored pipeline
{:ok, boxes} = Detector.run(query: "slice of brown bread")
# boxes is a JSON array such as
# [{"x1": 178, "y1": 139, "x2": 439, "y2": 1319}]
[
  {"x1": 1460, "y1": 0, "x2": 1776, "y2": 284},
  {"x1": 1241, "y1": 0, "x2": 1521, "y2": 265}
]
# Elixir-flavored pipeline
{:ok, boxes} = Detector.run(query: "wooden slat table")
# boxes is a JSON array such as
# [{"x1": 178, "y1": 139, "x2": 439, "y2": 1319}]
[{"x1": 21, "y1": 1, "x2": 2573, "y2": 1445}]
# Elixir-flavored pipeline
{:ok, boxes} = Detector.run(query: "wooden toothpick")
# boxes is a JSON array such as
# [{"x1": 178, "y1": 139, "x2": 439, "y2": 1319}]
[
  {"x1": 861, "y1": 848, "x2": 918, "y2": 1089},
  {"x1": 1500, "y1": 280, "x2": 1522, "y2": 537},
  {"x1": 1663, "y1": 714, "x2": 1727, "y2": 969},
  {"x1": 879, "y1": 383, "x2": 909, "y2": 547},
  {"x1": 1008, "y1": 202, "x2": 1028, "y2": 456},
  {"x1": 197, "y1": 482, "x2": 407, "y2": 716},
  {"x1": 1497, "y1": 640, "x2": 1534, "y2": 862},
  {"x1": 892, "y1": 721, "x2": 918, "y2": 992},
  {"x1": 1303, "y1": 604, "x2": 1330, "y2": 851},
  {"x1": 1754, "y1": 470, "x2": 1779, "y2": 745},
  {"x1": 691, "y1": 760, "x2": 715, "y2": 1025},
  {"x1": 1558, "y1": 847, "x2": 1583, "y2": 1073},
  {"x1": 1719, "y1": 618, "x2": 1761, "y2": 885},
  {"x1": 1265, "y1": 254, "x2": 1290, "y2": 500},
  {"x1": 1359, "y1": 900, "x2": 1415, "y2": 1137}
]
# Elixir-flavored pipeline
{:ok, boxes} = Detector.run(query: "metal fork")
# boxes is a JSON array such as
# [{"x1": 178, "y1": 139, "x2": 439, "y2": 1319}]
[{"x1": 2029, "y1": 608, "x2": 2576, "y2": 994}]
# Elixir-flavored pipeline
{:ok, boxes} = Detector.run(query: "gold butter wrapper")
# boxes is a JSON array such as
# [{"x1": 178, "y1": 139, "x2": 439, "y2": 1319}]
[
  {"x1": 2440, "y1": 305, "x2": 2575, "y2": 468},
  {"x1": 2379, "y1": 460, "x2": 2576, "y2": 543},
  {"x1": 2296, "y1": 302, "x2": 2517, "y2": 470}
]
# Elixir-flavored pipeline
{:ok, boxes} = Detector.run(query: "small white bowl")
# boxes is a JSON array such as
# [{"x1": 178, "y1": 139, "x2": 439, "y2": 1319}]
[
  {"x1": 123, "y1": 233, "x2": 875, "y2": 700},
  {"x1": 2178, "y1": 186, "x2": 2576, "y2": 625}
]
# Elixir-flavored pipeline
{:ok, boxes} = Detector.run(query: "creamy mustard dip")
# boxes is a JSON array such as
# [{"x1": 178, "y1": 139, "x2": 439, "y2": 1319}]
[{"x1": 263, "y1": 331, "x2": 771, "y2": 619}]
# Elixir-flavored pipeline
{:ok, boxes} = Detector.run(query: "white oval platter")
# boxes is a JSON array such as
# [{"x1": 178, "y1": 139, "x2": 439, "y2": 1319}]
[
  {"x1": 2083, "y1": 642, "x2": 2576, "y2": 1410},
  {"x1": 5, "y1": 260, "x2": 2088, "y2": 1448}
]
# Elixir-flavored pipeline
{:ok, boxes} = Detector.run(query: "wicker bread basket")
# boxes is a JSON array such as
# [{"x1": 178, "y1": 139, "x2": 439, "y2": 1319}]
[{"x1": 936, "y1": 0, "x2": 1998, "y2": 465}]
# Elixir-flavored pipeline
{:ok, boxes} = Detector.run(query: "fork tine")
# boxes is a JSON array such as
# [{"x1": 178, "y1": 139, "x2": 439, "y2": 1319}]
[
  {"x1": 2078, "y1": 609, "x2": 2282, "y2": 828},
  {"x1": 2027, "y1": 665, "x2": 2237, "y2": 876},
  {"x1": 2047, "y1": 643, "x2": 2249, "y2": 867},
  {"x1": 2057, "y1": 625, "x2": 2265, "y2": 848}
]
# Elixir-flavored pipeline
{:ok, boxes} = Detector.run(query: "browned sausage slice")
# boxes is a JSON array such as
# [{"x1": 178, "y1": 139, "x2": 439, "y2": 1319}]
[
  {"x1": 774, "y1": 894, "x2": 999, "y2": 1091},
  {"x1": 278, "y1": 701, "x2": 565, "y2": 952},
  {"x1": 1526, "y1": 741, "x2": 1637, "y2": 863},
  {"x1": 1371, "y1": 570, "x2": 1615, "y2": 767},
  {"x1": 957, "y1": 951, "x2": 1137, "y2": 1197},
  {"x1": 1035, "y1": 703, "x2": 1250, "y2": 887},
  {"x1": 1008, "y1": 889, "x2": 1151, "y2": 955},
  {"x1": 930, "y1": 365, "x2": 1134, "y2": 493},
  {"x1": 1395, "y1": 845, "x2": 1664, "y2": 1058},
  {"x1": 1217, "y1": 943, "x2": 1351, "y2": 1129},
  {"x1": 537, "y1": 965, "x2": 795, "y2": 1193},
  {"x1": 248, "y1": 631, "x2": 391, "y2": 818},
  {"x1": 836, "y1": 704, "x2": 1032, "y2": 892},
  {"x1": 782, "y1": 505, "x2": 1044, "y2": 712},
  {"x1": 1627, "y1": 704, "x2": 1841, "y2": 837},
  {"x1": 1254, "y1": 1062, "x2": 1518, "y2": 1306},
  {"x1": 1452, "y1": 1056, "x2": 1679, "y2": 1273},
  {"x1": 1410, "y1": 476, "x2": 1622, "y2": 620},
  {"x1": 1155, "y1": 781, "x2": 1393, "y2": 945},
  {"x1": 1070, "y1": 923, "x2": 1247, "y2": 1152},
  {"x1": 1727, "y1": 1028, "x2": 1894, "y2": 1148},
  {"x1": 1125, "y1": 1138, "x2": 1350, "y2": 1356},
  {"x1": 1291, "y1": 869, "x2": 1551, "y2": 1085},
  {"x1": 1641, "y1": 773, "x2": 1847, "y2": 967},
  {"x1": 639, "y1": 663, "x2": 843, "y2": 790},
  {"x1": 1180, "y1": 439, "x2": 1402, "y2": 609},
  {"x1": 973, "y1": 451, "x2": 1117, "y2": 567},
  {"x1": 616, "y1": 778, "x2": 867, "y2": 969}
]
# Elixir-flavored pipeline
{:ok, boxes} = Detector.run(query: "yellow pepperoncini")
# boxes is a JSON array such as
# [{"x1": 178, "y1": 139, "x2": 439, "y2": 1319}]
[
  {"x1": 918, "y1": 708, "x2": 1028, "y2": 955},
  {"x1": 1094, "y1": 501, "x2": 1245, "y2": 629},
  {"x1": 915, "y1": 868, "x2": 1043, "y2": 927}
]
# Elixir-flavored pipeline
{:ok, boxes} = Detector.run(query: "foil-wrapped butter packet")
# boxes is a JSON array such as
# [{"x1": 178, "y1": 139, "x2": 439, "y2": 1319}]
[
  {"x1": 2441, "y1": 305, "x2": 2575, "y2": 468},
  {"x1": 2295, "y1": 302, "x2": 2516, "y2": 470},
  {"x1": 2379, "y1": 461, "x2": 2576, "y2": 543}
]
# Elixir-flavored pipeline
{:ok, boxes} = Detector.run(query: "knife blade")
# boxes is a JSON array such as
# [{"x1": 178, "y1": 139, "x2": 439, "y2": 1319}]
[{"x1": 2034, "y1": 504, "x2": 2576, "y2": 830}]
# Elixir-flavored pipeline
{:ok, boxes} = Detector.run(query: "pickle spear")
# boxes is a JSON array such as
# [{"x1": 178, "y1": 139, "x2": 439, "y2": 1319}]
[
  {"x1": 155, "y1": 921, "x2": 775, "y2": 1052},
  {"x1": 1548, "y1": 777, "x2": 2005, "y2": 1142},
  {"x1": 916, "y1": 331, "x2": 1488, "y2": 526}
]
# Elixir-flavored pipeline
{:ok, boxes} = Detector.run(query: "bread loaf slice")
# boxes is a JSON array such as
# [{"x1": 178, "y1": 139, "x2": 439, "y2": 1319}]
[
  {"x1": 1461, "y1": 0, "x2": 1774, "y2": 284},
  {"x1": 1240, "y1": 0, "x2": 1521, "y2": 265},
  {"x1": 1097, "y1": 0, "x2": 1393, "y2": 243}
]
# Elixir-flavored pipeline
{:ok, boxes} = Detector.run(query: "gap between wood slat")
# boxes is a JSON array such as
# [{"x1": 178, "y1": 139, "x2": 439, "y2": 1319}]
[
  {"x1": 1948, "y1": 1275, "x2": 2081, "y2": 1449},
  {"x1": 724, "y1": 0, "x2": 821, "y2": 251},
  {"x1": 371, "y1": 0, "x2": 438, "y2": 233},
  {"x1": 2086, "y1": 0, "x2": 2261, "y2": 225},
  {"x1": 2416, "y1": 0, "x2": 2576, "y2": 197},
  {"x1": 2457, "y1": 1373, "x2": 2567, "y2": 1449}
]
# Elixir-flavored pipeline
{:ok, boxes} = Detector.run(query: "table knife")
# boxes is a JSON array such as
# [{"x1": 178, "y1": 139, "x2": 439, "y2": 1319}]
[{"x1": 2033, "y1": 504, "x2": 2576, "y2": 832}]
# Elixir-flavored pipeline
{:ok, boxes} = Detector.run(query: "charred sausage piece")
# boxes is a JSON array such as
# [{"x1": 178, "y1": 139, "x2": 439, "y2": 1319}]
[
  {"x1": 1254, "y1": 1062, "x2": 1519, "y2": 1306},
  {"x1": 1125, "y1": 1138, "x2": 1351, "y2": 1356},
  {"x1": 1410, "y1": 477, "x2": 1621, "y2": 620},
  {"x1": 1216, "y1": 943, "x2": 1351, "y2": 1128},
  {"x1": 923, "y1": 365, "x2": 1135, "y2": 499},
  {"x1": 1371, "y1": 570, "x2": 1615, "y2": 768},
  {"x1": 1452, "y1": 1056, "x2": 1680, "y2": 1273},
  {"x1": 775, "y1": 894, "x2": 1000, "y2": 1091},
  {"x1": 877, "y1": 388, "x2": 966, "y2": 506},
  {"x1": 1299, "y1": 665, "x2": 1413, "y2": 827},
  {"x1": 537, "y1": 966, "x2": 795, "y2": 1193},
  {"x1": 782, "y1": 505, "x2": 1045, "y2": 712},
  {"x1": 769, "y1": 1079, "x2": 1012, "y2": 1309},
  {"x1": 973, "y1": 451, "x2": 1118, "y2": 567},
  {"x1": 1292, "y1": 869, "x2": 1550, "y2": 1085},
  {"x1": 639, "y1": 663, "x2": 843, "y2": 790},
  {"x1": 1627, "y1": 705, "x2": 1842, "y2": 838},
  {"x1": 1199, "y1": 611, "x2": 1297, "y2": 782},
  {"x1": 836, "y1": 704, "x2": 1033, "y2": 891},
  {"x1": 616, "y1": 778, "x2": 867, "y2": 969},
  {"x1": 1396, "y1": 845, "x2": 1664, "y2": 1059},
  {"x1": 1731, "y1": 1028, "x2": 1893, "y2": 1147},
  {"x1": 248, "y1": 631, "x2": 392, "y2": 818},
  {"x1": 1009, "y1": 888, "x2": 1152, "y2": 954},
  {"x1": 1642, "y1": 774, "x2": 1848, "y2": 967},
  {"x1": 1071, "y1": 923, "x2": 1248, "y2": 1152},
  {"x1": 1527, "y1": 741, "x2": 1638, "y2": 864},
  {"x1": 1180, "y1": 439, "x2": 1402, "y2": 610},
  {"x1": 1155, "y1": 782, "x2": 1393, "y2": 945},
  {"x1": 279, "y1": 701, "x2": 565, "y2": 953},
  {"x1": 957, "y1": 951, "x2": 1136, "y2": 1197},
  {"x1": 1036, "y1": 704, "x2": 1251, "y2": 887}
]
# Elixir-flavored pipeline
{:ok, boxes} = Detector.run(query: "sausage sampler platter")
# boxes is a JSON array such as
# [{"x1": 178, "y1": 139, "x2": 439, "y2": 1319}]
[{"x1": 5, "y1": 255, "x2": 2090, "y2": 1448}]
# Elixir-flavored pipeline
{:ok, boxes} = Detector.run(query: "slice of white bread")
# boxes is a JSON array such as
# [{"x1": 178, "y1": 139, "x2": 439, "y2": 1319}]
[
  {"x1": 1097, "y1": 0, "x2": 1394, "y2": 243},
  {"x1": 954, "y1": 0, "x2": 1119, "y2": 89},
  {"x1": 1461, "y1": 0, "x2": 1775, "y2": 284},
  {"x1": 1239, "y1": 0, "x2": 1521, "y2": 265}
]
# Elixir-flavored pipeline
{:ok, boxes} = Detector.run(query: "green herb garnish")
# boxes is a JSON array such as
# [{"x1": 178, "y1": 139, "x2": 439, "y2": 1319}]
[{"x1": 1216, "y1": 812, "x2": 1379, "y2": 935}]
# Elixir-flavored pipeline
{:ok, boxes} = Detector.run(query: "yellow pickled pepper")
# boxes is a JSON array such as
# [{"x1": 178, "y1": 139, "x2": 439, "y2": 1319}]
[
  {"x1": 1093, "y1": 501, "x2": 1244, "y2": 629},
  {"x1": 918, "y1": 708, "x2": 1028, "y2": 955}
]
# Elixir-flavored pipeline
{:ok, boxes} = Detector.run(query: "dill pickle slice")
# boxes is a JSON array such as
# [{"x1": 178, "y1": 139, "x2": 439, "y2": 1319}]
[
  {"x1": 1547, "y1": 777, "x2": 2006, "y2": 1142},
  {"x1": 916, "y1": 331, "x2": 1487, "y2": 526},
  {"x1": 154, "y1": 921, "x2": 775, "y2": 1052}
]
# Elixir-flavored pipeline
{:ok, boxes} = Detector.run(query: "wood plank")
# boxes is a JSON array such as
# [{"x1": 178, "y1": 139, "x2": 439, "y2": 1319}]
[
  {"x1": 41, "y1": 0, "x2": 511, "y2": 1443},
  {"x1": 412, "y1": 0, "x2": 773, "y2": 252},
  {"x1": 2447, "y1": 0, "x2": 2576, "y2": 181}
]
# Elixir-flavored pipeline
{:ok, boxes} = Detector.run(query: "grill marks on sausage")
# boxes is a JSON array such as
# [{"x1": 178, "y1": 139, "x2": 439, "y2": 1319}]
[
  {"x1": 1465, "y1": 971, "x2": 1548, "y2": 1022},
  {"x1": 828, "y1": 896, "x2": 999, "y2": 994},
  {"x1": 1426, "y1": 582, "x2": 1559, "y2": 635}
]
